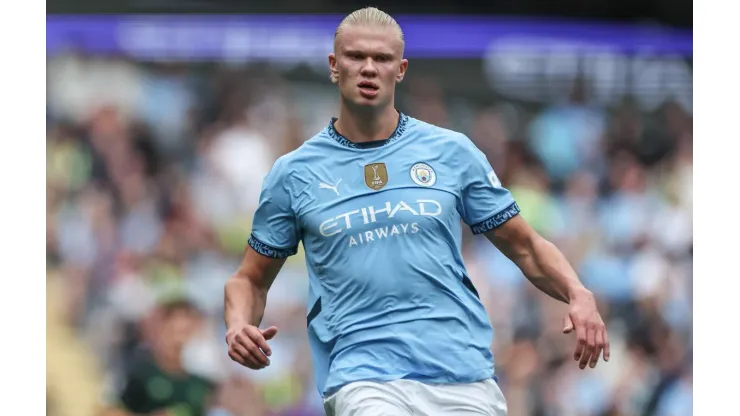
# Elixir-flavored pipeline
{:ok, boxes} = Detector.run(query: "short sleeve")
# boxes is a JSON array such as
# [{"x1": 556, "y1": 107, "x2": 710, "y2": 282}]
[
  {"x1": 457, "y1": 136, "x2": 520, "y2": 234},
  {"x1": 248, "y1": 157, "x2": 301, "y2": 258}
]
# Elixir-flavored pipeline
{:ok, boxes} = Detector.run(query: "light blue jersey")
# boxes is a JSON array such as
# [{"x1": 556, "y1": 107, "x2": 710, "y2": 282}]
[{"x1": 248, "y1": 113, "x2": 521, "y2": 397}]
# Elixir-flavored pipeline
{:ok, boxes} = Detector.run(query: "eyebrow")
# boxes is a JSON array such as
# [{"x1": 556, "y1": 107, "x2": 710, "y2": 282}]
[{"x1": 343, "y1": 49, "x2": 395, "y2": 59}]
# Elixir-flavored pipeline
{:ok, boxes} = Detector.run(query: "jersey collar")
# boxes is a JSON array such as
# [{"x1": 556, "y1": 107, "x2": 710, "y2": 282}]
[{"x1": 327, "y1": 112, "x2": 409, "y2": 149}]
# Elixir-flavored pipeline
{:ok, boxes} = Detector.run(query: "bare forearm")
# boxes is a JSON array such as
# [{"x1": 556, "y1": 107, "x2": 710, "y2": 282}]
[
  {"x1": 509, "y1": 236, "x2": 587, "y2": 304},
  {"x1": 488, "y1": 217, "x2": 609, "y2": 368},
  {"x1": 224, "y1": 276, "x2": 268, "y2": 329}
]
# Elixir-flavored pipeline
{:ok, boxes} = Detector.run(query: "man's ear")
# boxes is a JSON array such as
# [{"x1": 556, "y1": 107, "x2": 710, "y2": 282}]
[
  {"x1": 328, "y1": 53, "x2": 339, "y2": 84},
  {"x1": 397, "y1": 59, "x2": 409, "y2": 83}
]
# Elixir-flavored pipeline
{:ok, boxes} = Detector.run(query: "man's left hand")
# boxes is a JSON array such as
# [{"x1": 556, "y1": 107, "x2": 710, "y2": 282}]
[{"x1": 563, "y1": 290, "x2": 610, "y2": 369}]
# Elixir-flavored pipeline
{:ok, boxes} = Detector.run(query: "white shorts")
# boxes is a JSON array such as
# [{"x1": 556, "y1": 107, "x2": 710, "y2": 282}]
[{"x1": 323, "y1": 378, "x2": 507, "y2": 416}]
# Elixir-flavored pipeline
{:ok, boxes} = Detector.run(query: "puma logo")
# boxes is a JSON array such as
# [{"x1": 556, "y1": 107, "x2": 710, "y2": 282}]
[{"x1": 319, "y1": 178, "x2": 342, "y2": 196}]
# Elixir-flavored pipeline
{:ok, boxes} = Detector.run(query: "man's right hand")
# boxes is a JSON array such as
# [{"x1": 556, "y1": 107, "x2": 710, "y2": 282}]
[{"x1": 226, "y1": 325, "x2": 278, "y2": 369}]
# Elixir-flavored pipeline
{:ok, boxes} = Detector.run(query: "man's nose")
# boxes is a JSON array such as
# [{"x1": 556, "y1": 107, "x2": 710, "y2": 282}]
[{"x1": 360, "y1": 58, "x2": 378, "y2": 76}]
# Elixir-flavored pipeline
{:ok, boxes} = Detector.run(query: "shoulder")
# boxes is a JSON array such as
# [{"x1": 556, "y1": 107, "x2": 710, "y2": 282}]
[
  {"x1": 268, "y1": 131, "x2": 332, "y2": 177},
  {"x1": 407, "y1": 117, "x2": 480, "y2": 155},
  {"x1": 263, "y1": 131, "x2": 333, "y2": 197}
]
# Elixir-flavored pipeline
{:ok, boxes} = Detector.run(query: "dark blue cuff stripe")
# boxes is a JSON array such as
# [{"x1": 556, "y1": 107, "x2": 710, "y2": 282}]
[
  {"x1": 470, "y1": 202, "x2": 521, "y2": 235},
  {"x1": 248, "y1": 234, "x2": 297, "y2": 259}
]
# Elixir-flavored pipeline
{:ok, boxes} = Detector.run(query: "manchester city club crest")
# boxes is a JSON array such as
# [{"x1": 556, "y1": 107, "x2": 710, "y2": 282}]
[{"x1": 410, "y1": 162, "x2": 436, "y2": 187}]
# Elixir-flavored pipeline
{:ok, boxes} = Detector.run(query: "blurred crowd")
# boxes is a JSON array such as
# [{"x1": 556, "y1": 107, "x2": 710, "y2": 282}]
[{"x1": 46, "y1": 52, "x2": 692, "y2": 416}]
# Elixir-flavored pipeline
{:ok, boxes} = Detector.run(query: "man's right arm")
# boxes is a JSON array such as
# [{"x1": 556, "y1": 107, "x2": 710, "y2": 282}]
[
  {"x1": 226, "y1": 155, "x2": 300, "y2": 370},
  {"x1": 224, "y1": 246, "x2": 287, "y2": 370}
]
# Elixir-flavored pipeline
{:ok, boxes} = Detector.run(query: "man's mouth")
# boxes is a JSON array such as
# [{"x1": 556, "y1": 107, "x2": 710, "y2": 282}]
[
  {"x1": 358, "y1": 81, "x2": 379, "y2": 90},
  {"x1": 358, "y1": 81, "x2": 379, "y2": 97}
]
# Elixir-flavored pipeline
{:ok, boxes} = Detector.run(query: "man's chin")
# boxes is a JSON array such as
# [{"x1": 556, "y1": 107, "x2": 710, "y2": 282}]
[
  {"x1": 349, "y1": 95, "x2": 385, "y2": 109},
  {"x1": 340, "y1": 91, "x2": 390, "y2": 111}
]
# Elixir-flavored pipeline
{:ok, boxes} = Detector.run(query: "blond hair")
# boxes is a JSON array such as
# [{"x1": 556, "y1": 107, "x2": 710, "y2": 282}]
[
  {"x1": 335, "y1": 7, "x2": 404, "y2": 42},
  {"x1": 331, "y1": 7, "x2": 405, "y2": 83}
]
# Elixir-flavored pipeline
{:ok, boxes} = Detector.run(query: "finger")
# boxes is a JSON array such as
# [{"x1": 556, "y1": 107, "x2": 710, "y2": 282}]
[
  {"x1": 232, "y1": 343, "x2": 265, "y2": 369},
  {"x1": 603, "y1": 329, "x2": 611, "y2": 362},
  {"x1": 230, "y1": 343, "x2": 257, "y2": 367},
  {"x1": 228, "y1": 349, "x2": 247, "y2": 366},
  {"x1": 579, "y1": 348, "x2": 591, "y2": 370},
  {"x1": 239, "y1": 328, "x2": 271, "y2": 359},
  {"x1": 234, "y1": 334, "x2": 270, "y2": 367},
  {"x1": 579, "y1": 326, "x2": 596, "y2": 370},
  {"x1": 244, "y1": 341, "x2": 270, "y2": 366},
  {"x1": 562, "y1": 314, "x2": 574, "y2": 334},
  {"x1": 261, "y1": 326, "x2": 279, "y2": 341},
  {"x1": 574, "y1": 319, "x2": 587, "y2": 362},
  {"x1": 243, "y1": 348, "x2": 269, "y2": 369},
  {"x1": 248, "y1": 328, "x2": 273, "y2": 357},
  {"x1": 589, "y1": 329, "x2": 605, "y2": 369}
]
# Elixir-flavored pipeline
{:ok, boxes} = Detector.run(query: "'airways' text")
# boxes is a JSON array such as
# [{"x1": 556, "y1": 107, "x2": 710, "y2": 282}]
[{"x1": 348, "y1": 223, "x2": 419, "y2": 247}]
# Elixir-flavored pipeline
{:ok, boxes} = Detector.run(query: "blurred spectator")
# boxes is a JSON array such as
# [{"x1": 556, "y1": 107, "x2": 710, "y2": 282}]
[
  {"x1": 116, "y1": 300, "x2": 216, "y2": 416},
  {"x1": 528, "y1": 78, "x2": 606, "y2": 187}
]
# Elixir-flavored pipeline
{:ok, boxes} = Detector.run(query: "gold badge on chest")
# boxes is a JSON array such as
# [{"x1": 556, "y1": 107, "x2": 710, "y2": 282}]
[{"x1": 364, "y1": 163, "x2": 388, "y2": 191}]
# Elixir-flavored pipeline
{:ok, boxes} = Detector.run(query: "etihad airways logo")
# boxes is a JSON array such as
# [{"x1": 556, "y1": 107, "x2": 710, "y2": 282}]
[{"x1": 319, "y1": 199, "x2": 442, "y2": 247}]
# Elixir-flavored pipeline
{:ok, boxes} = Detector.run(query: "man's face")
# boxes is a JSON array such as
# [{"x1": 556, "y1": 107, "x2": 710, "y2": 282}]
[{"x1": 329, "y1": 25, "x2": 408, "y2": 110}]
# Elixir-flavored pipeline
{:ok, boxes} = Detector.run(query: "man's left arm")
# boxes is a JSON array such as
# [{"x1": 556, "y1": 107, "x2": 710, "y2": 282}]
[
  {"x1": 453, "y1": 133, "x2": 610, "y2": 369},
  {"x1": 483, "y1": 215, "x2": 610, "y2": 369}
]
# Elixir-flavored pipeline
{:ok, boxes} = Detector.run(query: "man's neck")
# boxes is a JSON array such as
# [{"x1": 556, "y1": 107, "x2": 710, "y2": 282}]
[{"x1": 335, "y1": 104, "x2": 399, "y2": 144}]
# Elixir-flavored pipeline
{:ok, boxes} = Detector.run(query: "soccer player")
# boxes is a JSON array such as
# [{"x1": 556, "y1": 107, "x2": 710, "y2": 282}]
[{"x1": 224, "y1": 7, "x2": 610, "y2": 416}]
